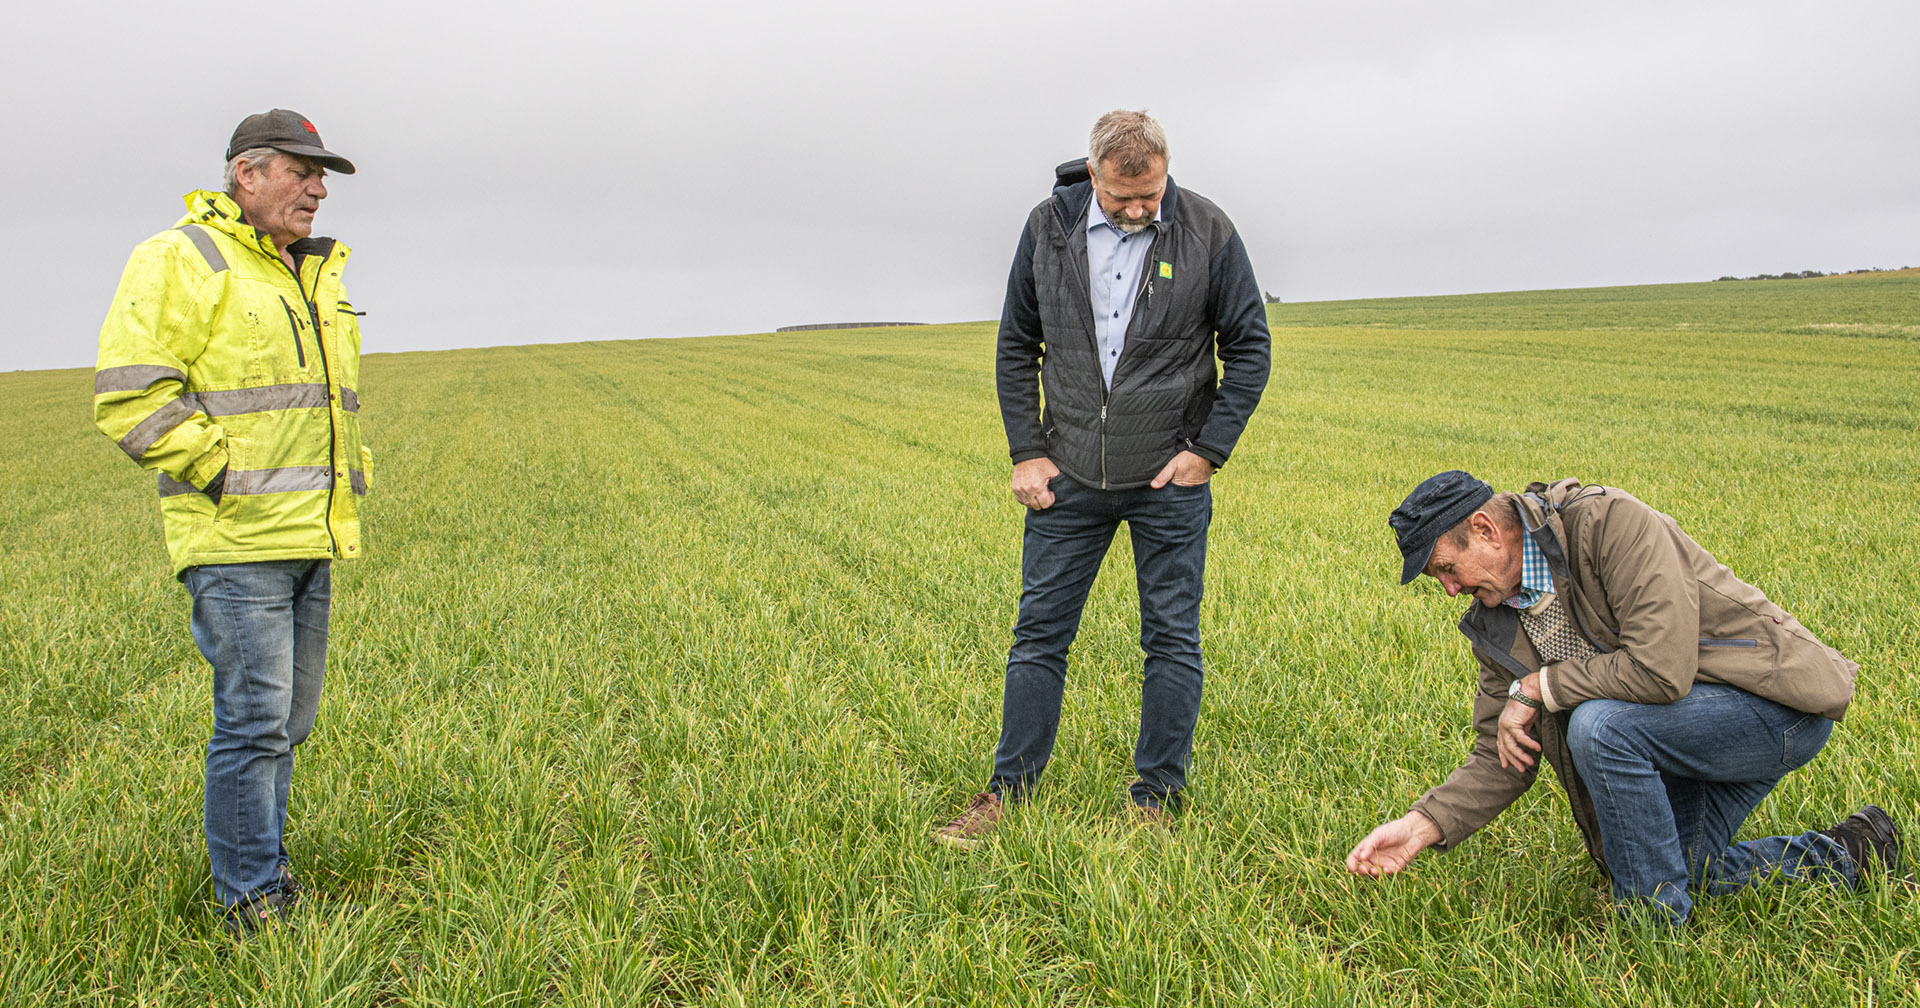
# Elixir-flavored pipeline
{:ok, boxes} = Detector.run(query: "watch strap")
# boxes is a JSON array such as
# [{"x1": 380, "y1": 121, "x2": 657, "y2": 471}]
[{"x1": 1508, "y1": 680, "x2": 1544, "y2": 710}]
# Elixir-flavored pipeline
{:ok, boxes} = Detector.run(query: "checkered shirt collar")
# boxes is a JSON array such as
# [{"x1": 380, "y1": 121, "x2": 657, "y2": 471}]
[{"x1": 1505, "y1": 525, "x2": 1555, "y2": 609}]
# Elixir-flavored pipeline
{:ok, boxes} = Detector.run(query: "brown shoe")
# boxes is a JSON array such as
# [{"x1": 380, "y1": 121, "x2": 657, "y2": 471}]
[{"x1": 933, "y1": 792, "x2": 1003, "y2": 850}]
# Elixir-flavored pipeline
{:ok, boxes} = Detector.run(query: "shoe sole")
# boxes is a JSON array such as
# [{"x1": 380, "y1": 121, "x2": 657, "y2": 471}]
[{"x1": 932, "y1": 830, "x2": 989, "y2": 851}]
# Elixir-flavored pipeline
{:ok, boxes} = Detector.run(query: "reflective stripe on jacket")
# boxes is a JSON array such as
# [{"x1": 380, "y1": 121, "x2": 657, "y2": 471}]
[{"x1": 95, "y1": 189, "x2": 369, "y2": 577}]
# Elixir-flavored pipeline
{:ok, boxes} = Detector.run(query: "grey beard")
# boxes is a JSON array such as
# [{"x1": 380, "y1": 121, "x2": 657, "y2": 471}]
[{"x1": 1115, "y1": 219, "x2": 1151, "y2": 235}]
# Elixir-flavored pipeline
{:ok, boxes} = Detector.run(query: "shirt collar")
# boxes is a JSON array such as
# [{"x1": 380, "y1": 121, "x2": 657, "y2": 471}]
[{"x1": 1504, "y1": 525, "x2": 1555, "y2": 609}]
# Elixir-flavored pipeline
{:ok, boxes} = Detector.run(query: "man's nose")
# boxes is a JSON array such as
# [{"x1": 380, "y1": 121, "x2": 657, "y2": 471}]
[
  {"x1": 1440, "y1": 577, "x2": 1462, "y2": 596},
  {"x1": 310, "y1": 177, "x2": 328, "y2": 199}
]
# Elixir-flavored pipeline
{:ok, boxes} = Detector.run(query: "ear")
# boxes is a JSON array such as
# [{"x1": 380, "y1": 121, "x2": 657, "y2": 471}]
[
  {"x1": 234, "y1": 154, "x2": 278, "y2": 194},
  {"x1": 1468, "y1": 510, "x2": 1501, "y2": 544},
  {"x1": 233, "y1": 157, "x2": 260, "y2": 195}
]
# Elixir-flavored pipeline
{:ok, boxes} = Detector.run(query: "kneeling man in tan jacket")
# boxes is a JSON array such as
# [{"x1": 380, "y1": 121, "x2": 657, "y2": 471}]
[{"x1": 1346, "y1": 471, "x2": 1900, "y2": 925}]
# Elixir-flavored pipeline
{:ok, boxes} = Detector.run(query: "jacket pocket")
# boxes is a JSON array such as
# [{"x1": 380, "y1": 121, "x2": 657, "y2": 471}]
[
  {"x1": 210, "y1": 435, "x2": 243, "y2": 524},
  {"x1": 279, "y1": 296, "x2": 308, "y2": 368},
  {"x1": 336, "y1": 301, "x2": 365, "y2": 358},
  {"x1": 1179, "y1": 372, "x2": 1216, "y2": 433},
  {"x1": 1699, "y1": 638, "x2": 1759, "y2": 647}
]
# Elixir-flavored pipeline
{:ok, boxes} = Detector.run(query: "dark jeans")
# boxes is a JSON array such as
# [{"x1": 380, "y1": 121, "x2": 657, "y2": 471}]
[
  {"x1": 990, "y1": 475, "x2": 1212, "y2": 810},
  {"x1": 182, "y1": 559, "x2": 330, "y2": 908},
  {"x1": 1569, "y1": 683, "x2": 1850, "y2": 925}
]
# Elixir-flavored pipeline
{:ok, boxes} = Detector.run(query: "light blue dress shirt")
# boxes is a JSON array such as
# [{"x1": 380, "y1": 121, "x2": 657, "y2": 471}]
[{"x1": 1086, "y1": 197, "x2": 1160, "y2": 390}]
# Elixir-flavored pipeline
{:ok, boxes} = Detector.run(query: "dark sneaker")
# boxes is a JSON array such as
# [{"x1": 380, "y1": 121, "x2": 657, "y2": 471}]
[
  {"x1": 933, "y1": 792, "x2": 1003, "y2": 850},
  {"x1": 1821, "y1": 805, "x2": 1903, "y2": 877},
  {"x1": 222, "y1": 890, "x2": 292, "y2": 938}
]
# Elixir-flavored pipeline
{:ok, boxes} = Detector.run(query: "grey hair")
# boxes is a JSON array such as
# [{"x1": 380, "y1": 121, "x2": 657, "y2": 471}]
[
  {"x1": 1088, "y1": 109, "x2": 1169, "y2": 177},
  {"x1": 223, "y1": 147, "x2": 283, "y2": 195},
  {"x1": 1441, "y1": 492, "x2": 1524, "y2": 549}
]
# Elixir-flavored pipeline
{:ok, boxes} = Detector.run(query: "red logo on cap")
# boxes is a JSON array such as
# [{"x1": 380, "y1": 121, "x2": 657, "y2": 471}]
[{"x1": 301, "y1": 120, "x2": 318, "y2": 134}]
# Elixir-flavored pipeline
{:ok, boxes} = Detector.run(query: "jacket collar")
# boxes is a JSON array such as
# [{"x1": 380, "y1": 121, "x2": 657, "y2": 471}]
[
  {"x1": 175, "y1": 189, "x2": 342, "y2": 269},
  {"x1": 1517, "y1": 479, "x2": 1611, "y2": 598},
  {"x1": 1460, "y1": 480, "x2": 1617, "y2": 667},
  {"x1": 177, "y1": 190, "x2": 282, "y2": 261}
]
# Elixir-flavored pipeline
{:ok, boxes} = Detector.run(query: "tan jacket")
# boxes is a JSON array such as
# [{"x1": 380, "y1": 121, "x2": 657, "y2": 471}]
[{"x1": 1409, "y1": 479, "x2": 1858, "y2": 873}]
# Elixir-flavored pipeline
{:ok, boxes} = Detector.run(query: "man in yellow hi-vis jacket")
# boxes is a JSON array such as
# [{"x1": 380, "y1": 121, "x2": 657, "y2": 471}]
[{"x1": 94, "y1": 109, "x2": 367, "y2": 936}]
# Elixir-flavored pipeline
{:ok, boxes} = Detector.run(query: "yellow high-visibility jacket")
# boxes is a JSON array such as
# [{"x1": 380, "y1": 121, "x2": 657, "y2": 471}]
[{"x1": 95, "y1": 190, "x2": 370, "y2": 577}]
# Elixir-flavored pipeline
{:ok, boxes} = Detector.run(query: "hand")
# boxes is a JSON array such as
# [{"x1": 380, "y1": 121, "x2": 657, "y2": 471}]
[
  {"x1": 1011, "y1": 457, "x2": 1060, "y2": 510},
  {"x1": 203, "y1": 465, "x2": 229, "y2": 506},
  {"x1": 1151, "y1": 450, "x2": 1215, "y2": 488},
  {"x1": 1497, "y1": 674, "x2": 1544, "y2": 771},
  {"x1": 1346, "y1": 812, "x2": 1443, "y2": 877}
]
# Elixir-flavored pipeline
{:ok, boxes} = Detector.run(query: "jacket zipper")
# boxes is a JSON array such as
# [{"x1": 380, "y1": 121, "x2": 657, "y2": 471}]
[
  {"x1": 1104, "y1": 224, "x2": 1163, "y2": 488},
  {"x1": 1057, "y1": 196, "x2": 1163, "y2": 490},
  {"x1": 276, "y1": 250, "x2": 340, "y2": 555},
  {"x1": 1133, "y1": 230, "x2": 1160, "y2": 311},
  {"x1": 279, "y1": 296, "x2": 307, "y2": 368}
]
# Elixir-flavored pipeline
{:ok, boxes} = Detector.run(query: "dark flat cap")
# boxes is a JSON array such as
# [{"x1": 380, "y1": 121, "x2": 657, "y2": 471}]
[
  {"x1": 1389, "y1": 470, "x2": 1493, "y2": 585},
  {"x1": 227, "y1": 109, "x2": 356, "y2": 174}
]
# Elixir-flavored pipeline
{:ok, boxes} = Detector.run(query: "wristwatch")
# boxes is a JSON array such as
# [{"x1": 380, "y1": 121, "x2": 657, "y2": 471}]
[{"x1": 1508, "y1": 679, "x2": 1544, "y2": 710}]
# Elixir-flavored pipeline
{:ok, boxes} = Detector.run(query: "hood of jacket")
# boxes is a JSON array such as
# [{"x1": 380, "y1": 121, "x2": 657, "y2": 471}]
[{"x1": 177, "y1": 189, "x2": 288, "y2": 263}]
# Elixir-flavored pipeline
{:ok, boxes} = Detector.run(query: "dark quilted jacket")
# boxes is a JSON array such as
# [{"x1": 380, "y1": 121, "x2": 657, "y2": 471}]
[{"x1": 995, "y1": 161, "x2": 1271, "y2": 488}]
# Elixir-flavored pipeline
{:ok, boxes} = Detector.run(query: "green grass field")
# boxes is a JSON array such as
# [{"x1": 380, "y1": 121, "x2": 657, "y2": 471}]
[{"x1": 2, "y1": 276, "x2": 1916, "y2": 1005}]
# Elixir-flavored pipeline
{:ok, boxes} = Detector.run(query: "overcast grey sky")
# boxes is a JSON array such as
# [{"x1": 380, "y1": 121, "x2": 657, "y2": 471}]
[{"x1": 5, "y1": 0, "x2": 1915, "y2": 372}]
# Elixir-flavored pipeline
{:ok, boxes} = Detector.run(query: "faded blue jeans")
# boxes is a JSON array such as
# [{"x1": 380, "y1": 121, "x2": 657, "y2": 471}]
[
  {"x1": 990, "y1": 475, "x2": 1211, "y2": 811},
  {"x1": 182, "y1": 559, "x2": 330, "y2": 909},
  {"x1": 1568, "y1": 682, "x2": 1852, "y2": 925}
]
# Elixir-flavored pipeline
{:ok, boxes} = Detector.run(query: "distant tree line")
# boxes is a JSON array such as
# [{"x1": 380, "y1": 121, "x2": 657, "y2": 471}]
[
  {"x1": 776, "y1": 322, "x2": 929, "y2": 332},
  {"x1": 1714, "y1": 266, "x2": 1913, "y2": 282}
]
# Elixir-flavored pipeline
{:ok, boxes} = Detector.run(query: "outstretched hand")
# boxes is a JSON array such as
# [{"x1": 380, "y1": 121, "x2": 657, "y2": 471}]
[{"x1": 1346, "y1": 812, "x2": 1443, "y2": 877}]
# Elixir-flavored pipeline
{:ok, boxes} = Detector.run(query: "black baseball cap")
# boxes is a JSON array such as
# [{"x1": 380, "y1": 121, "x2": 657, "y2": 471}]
[
  {"x1": 1389, "y1": 470, "x2": 1494, "y2": 585},
  {"x1": 226, "y1": 109, "x2": 356, "y2": 174}
]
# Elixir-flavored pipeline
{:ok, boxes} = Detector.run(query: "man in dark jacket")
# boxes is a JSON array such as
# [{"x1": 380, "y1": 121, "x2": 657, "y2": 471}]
[
  {"x1": 1346, "y1": 471, "x2": 1902, "y2": 925},
  {"x1": 936, "y1": 110, "x2": 1270, "y2": 847}
]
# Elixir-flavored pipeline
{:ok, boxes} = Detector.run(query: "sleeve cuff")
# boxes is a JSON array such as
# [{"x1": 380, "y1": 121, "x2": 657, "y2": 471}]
[
  {"x1": 186, "y1": 437, "x2": 230, "y2": 489},
  {"x1": 1539, "y1": 665, "x2": 1564, "y2": 712},
  {"x1": 1188, "y1": 441, "x2": 1227, "y2": 468}
]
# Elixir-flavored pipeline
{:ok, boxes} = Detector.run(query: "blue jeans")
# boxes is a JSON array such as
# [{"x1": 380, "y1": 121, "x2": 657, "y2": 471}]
[
  {"x1": 182, "y1": 559, "x2": 330, "y2": 908},
  {"x1": 991, "y1": 475, "x2": 1211, "y2": 810},
  {"x1": 1568, "y1": 683, "x2": 1851, "y2": 925}
]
